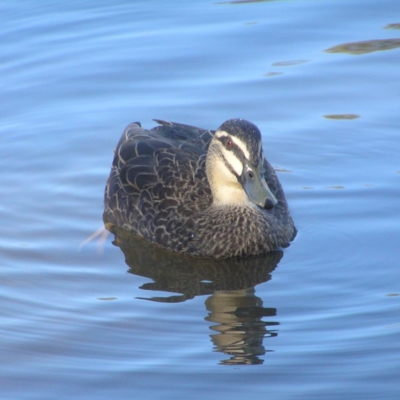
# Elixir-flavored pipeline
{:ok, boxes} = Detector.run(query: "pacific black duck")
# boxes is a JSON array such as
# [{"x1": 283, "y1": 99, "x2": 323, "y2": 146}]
[{"x1": 104, "y1": 118, "x2": 296, "y2": 258}]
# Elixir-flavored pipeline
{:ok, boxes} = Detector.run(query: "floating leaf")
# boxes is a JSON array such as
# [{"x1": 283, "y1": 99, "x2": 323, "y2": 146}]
[
  {"x1": 263, "y1": 72, "x2": 283, "y2": 77},
  {"x1": 272, "y1": 60, "x2": 308, "y2": 67},
  {"x1": 217, "y1": 0, "x2": 275, "y2": 4},
  {"x1": 98, "y1": 297, "x2": 117, "y2": 301},
  {"x1": 384, "y1": 23, "x2": 400, "y2": 30},
  {"x1": 324, "y1": 114, "x2": 359, "y2": 120},
  {"x1": 326, "y1": 38, "x2": 400, "y2": 55}
]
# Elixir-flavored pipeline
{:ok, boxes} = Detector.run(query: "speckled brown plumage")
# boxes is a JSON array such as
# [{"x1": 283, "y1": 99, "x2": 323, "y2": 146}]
[{"x1": 104, "y1": 119, "x2": 296, "y2": 258}]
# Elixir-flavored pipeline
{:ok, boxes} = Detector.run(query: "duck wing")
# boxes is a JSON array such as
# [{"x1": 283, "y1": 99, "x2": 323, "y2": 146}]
[
  {"x1": 104, "y1": 121, "x2": 213, "y2": 236},
  {"x1": 152, "y1": 119, "x2": 215, "y2": 149}
]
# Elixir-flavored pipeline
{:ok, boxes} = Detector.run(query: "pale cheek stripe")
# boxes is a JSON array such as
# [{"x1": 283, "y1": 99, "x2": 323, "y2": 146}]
[{"x1": 221, "y1": 148, "x2": 243, "y2": 177}]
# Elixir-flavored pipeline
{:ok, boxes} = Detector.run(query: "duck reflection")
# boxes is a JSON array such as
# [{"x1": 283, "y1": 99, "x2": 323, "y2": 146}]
[
  {"x1": 109, "y1": 224, "x2": 283, "y2": 365},
  {"x1": 206, "y1": 289, "x2": 278, "y2": 365}
]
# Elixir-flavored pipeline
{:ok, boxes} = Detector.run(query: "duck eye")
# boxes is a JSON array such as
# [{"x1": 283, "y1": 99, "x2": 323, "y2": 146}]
[
  {"x1": 226, "y1": 139, "x2": 233, "y2": 149},
  {"x1": 248, "y1": 171, "x2": 254, "y2": 180}
]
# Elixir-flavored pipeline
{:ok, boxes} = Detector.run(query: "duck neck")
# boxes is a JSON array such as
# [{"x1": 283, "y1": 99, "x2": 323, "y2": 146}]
[{"x1": 206, "y1": 145, "x2": 253, "y2": 208}]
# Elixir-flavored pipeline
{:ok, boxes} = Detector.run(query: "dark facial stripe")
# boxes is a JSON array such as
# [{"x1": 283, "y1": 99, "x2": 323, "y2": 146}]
[
  {"x1": 222, "y1": 154, "x2": 238, "y2": 178},
  {"x1": 217, "y1": 135, "x2": 248, "y2": 167},
  {"x1": 217, "y1": 119, "x2": 262, "y2": 165},
  {"x1": 214, "y1": 137, "x2": 241, "y2": 178}
]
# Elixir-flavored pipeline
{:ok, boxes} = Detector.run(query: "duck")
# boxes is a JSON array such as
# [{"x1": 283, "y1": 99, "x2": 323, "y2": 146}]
[{"x1": 104, "y1": 118, "x2": 296, "y2": 258}]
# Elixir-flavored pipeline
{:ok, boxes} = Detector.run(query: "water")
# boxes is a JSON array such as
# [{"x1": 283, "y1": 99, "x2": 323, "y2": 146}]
[{"x1": 1, "y1": 0, "x2": 399, "y2": 399}]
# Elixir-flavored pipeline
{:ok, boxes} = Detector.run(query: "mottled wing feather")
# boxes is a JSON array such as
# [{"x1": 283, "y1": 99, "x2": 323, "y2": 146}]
[
  {"x1": 152, "y1": 119, "x2": 214, "y2": 149},
  {"x1": 104, "y1": 121, "x2": 213, "y2": 240}
]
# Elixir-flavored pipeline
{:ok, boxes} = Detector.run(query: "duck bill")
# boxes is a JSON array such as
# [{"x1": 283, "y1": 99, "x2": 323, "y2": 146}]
[{"x1": 240, "y1": 161, "x2": 278, "y2": 209}]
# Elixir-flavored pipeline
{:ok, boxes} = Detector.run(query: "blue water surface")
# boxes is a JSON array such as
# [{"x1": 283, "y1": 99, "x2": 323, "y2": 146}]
[{"x1": 1, "y1": 0, "x2": 399, "y2": 399}]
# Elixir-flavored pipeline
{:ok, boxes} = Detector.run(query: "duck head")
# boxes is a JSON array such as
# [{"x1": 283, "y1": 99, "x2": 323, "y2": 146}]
[{"x1": 206, "y1": 119, "x2": 278, "y2": 210}]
